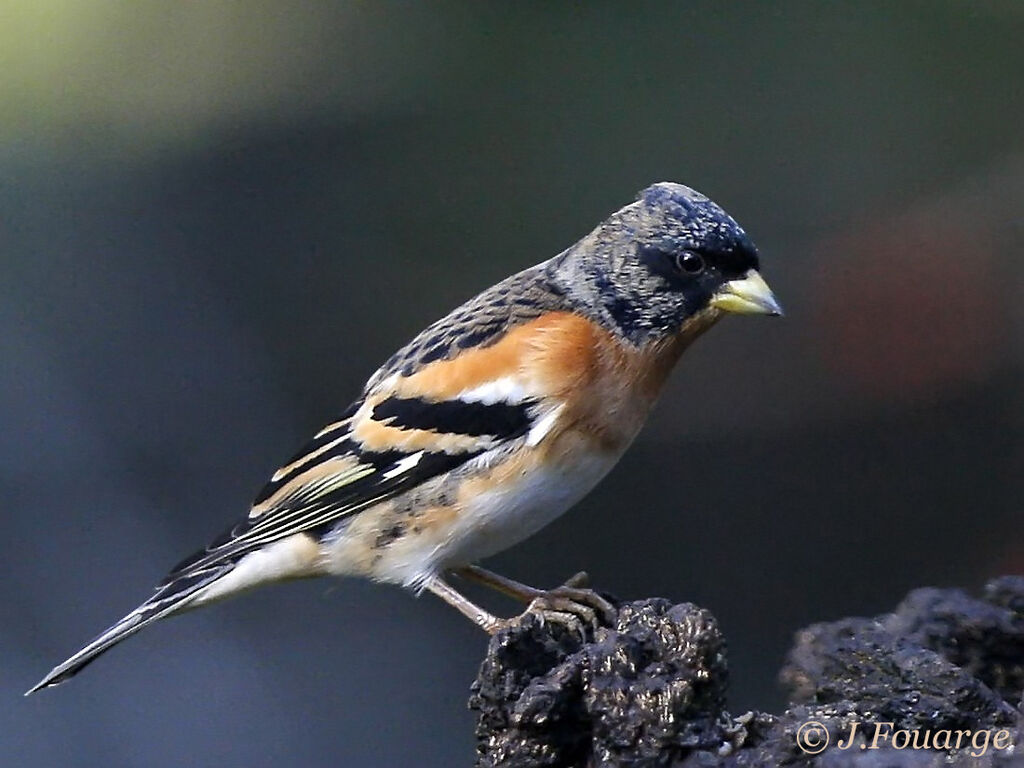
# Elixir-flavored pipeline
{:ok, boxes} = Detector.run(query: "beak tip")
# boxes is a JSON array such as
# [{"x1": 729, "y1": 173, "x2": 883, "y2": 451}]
[{"x1": 710, "y1": 270, "x2": 784, "y2": 317}]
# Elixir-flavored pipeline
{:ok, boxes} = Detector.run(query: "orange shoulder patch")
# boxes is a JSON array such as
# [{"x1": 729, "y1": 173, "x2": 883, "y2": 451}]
[
  {"x1": 390, "y1": 311, "x2": 601, "y2": 401},
  {"x1": 382, "y1": 310, "x2": 695, "y2": 454}
]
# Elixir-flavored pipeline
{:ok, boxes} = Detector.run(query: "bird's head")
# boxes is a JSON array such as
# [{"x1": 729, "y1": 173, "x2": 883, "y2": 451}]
[{"x1": 554, "y1": 181, "x2": 782, "y2": 345}]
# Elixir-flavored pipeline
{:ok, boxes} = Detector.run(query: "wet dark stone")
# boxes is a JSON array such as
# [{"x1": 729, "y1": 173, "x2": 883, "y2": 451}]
[
  {"x1": 877, "y1": 579, "x2": 1024, "y2": 701},
  {"x1": 469, "y1": 578, "x2": 1024, "y2": 767}
]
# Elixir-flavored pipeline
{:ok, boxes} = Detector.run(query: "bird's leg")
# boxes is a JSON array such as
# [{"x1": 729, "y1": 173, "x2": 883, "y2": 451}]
[
  {"x1": 424, "y1": 573, "x2": 588, "y2": 637},
  {"x1": 456, "y1": 564, "x2": 618, "y2": 629},
  {"x1": 457, "y1": 563, "x2": 549, "y2": 601},
  {"x1": 423, "y1": 576, "x2": 505, "y2": 634}
]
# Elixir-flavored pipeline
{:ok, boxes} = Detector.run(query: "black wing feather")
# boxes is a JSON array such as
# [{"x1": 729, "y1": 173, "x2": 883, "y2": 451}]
[{"x1": 164, "y1": 396, "x2": 536, "y2": 582}]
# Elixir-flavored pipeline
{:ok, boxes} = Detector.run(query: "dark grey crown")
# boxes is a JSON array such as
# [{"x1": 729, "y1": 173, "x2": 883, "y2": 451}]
[{"x1": 549, "y1": 182, "x2": 760, "y2": 343}]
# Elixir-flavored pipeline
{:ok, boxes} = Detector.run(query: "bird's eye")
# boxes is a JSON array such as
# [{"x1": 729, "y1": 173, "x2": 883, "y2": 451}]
[{"x1": 674, "y1": 251, "x2": 705, "y2": 275}]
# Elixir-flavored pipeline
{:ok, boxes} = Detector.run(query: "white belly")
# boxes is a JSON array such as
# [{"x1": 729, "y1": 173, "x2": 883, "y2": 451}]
[
  {"x1": 335, "y1": 445, "x2": 623, "y2": 589},
  {"x1": 432, "y1": 449, "x2": 620, "y2": 568}
]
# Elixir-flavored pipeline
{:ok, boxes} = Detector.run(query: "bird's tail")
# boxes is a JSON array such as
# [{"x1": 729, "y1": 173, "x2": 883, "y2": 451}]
[{"x1": 26, "y1": 562, "x2": 233, "y2": 695}]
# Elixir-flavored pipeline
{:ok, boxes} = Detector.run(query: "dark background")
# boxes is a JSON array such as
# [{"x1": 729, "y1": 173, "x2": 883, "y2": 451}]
[{"x1": 5, "y1": 3, "x2": 1022, "y2": 766}]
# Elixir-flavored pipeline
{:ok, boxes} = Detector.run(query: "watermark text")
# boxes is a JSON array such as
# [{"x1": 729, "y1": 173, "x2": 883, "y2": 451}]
[{"x1": 795, "y1": 719, "x2": 1014, "y2": 758}]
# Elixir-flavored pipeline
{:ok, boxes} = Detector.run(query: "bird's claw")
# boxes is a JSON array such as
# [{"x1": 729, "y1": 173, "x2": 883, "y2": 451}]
[
  {"x1": 486, "y1": 573, "x2": 618, "y2": 638},
  {"x1": 543, "y1": 583, "x2": 618, "y2": 629}
]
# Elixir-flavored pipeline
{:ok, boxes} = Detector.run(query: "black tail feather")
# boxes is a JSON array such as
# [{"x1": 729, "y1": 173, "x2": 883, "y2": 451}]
[{"x1": 26, "y1": 563, "x2": 233, "y2": 695}]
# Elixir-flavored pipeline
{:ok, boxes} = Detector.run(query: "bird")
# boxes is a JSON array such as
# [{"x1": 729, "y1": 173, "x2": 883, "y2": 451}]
[{"x1": 28, "y1": 181, "x2": 781, "y2": 694}]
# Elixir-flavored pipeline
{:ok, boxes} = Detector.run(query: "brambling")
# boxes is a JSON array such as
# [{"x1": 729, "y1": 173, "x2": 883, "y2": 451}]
[{"x1": 29, "y1": 181, "x2": 781, "y2": 694}]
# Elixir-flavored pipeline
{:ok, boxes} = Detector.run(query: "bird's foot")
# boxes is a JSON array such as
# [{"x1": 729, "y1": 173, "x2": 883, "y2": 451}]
[
  {"x1": 541, "y1": 572, "x2": 619, "y2": 629},
  {"x1": 482, "y1": 571, "x2": 618, "y2": 637}
]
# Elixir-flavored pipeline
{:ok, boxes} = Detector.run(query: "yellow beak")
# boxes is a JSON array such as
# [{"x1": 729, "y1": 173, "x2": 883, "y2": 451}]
[{"x1": 710, "y1": 269, "x2": 783, "y2": 316}]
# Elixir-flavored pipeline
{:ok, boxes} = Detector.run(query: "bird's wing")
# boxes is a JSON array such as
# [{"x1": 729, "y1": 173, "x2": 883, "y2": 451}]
[
  {"x1": 165, "y1": 293, "x2": 585, "y2": 584},
  {"x1": 163, "y1": 372, "x2": 546, "y2": 583}
]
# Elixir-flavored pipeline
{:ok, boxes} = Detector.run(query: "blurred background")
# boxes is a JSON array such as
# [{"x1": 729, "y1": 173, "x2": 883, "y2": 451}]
[{"x1": 4, "y1": 2, "x2": 1022, "y2": 765}]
